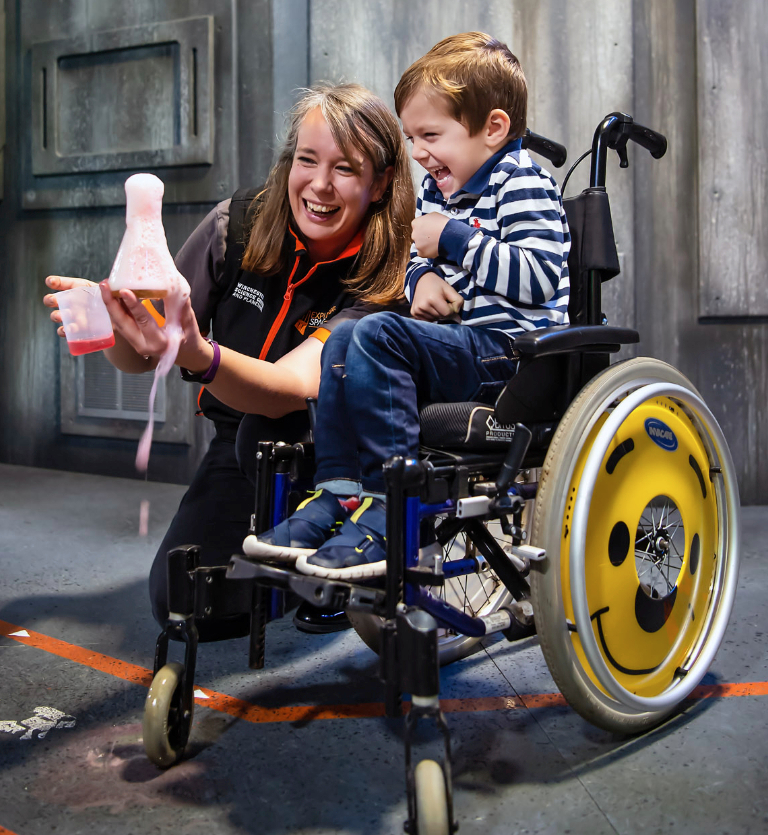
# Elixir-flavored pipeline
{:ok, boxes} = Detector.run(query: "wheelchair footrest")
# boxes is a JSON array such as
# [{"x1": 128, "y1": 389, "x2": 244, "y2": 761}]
[{"x1": 227, "y1": 556, "x2": 387, "y2": 616}]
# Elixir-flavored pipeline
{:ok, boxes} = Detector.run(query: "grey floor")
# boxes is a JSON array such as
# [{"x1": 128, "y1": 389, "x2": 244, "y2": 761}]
[{"x1": 0, "y1": 462, "x2": 766, "y2": 835}]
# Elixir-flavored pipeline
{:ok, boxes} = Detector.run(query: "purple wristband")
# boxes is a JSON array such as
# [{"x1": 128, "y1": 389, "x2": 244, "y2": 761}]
[
  {"x1": 179, "y1": 339, "x2": 221, "y2": 385},
  {"x1": 200, "y1": 339, "x2": 221, "y2": 384}
]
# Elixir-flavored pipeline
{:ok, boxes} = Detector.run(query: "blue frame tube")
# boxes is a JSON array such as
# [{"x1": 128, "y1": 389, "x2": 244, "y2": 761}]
[
  {"x1": 269, "y1": 472, "x2": 291, "y2": 619},
  {"x1": 414, "y1": 587, "x2": 486, "y2": 637}
]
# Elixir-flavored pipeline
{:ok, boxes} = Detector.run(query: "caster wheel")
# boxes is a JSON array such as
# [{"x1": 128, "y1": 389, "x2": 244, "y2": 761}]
[
  {"x1": 414, "y1": 759, "x2": 450, "y2": 835},
  {"x1": 143, "y1": 662, "x2": 191, "y2": 768}
]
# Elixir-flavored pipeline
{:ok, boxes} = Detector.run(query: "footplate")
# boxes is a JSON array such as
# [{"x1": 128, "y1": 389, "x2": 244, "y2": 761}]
[{"x1": 227, "y1": 556, "x2": 387, "y2": 616}]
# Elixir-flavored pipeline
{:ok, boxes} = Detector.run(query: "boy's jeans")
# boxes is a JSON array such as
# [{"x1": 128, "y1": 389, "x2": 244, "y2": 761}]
[{"x1": 313, "y1": 311, "x2": 518, "y2": 494}]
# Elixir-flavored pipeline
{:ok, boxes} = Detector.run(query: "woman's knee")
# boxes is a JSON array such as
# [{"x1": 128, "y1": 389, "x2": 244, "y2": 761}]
[{"x1": 236, "y1": 413, "x2": 310, "y2": 482}]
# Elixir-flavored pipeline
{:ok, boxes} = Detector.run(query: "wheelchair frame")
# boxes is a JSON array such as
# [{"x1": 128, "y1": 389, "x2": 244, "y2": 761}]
[{"x1": 143, "y1": 113, "x2": 741, "y2": 835}]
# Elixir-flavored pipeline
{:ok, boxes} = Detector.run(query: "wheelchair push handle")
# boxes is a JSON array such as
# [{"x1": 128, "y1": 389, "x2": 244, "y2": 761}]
[
  {"x1": 522, "y1": 128, "x2": 568, "y2": 169},
  {"x1": 589, "y1": 112, "x2": 667, "y2": 188}
]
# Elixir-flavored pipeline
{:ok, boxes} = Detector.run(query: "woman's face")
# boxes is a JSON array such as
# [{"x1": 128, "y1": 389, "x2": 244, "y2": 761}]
[{"x1": 288, "y1": 108, "x2": 387, "y2": 262}]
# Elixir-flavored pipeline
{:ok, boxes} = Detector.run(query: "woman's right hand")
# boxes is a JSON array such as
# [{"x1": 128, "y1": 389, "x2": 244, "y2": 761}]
[
  {"x1": 43, "y1": 275, "x2": 97, "y2": 337},
  {"x1": 100, "y1": 283, "x2": 212, "y2": 372}
]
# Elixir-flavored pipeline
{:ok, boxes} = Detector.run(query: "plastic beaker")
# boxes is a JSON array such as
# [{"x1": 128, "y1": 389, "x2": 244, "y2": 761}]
[{"x1": 55, "y1": 285, "x2": 115, "y2": 356}]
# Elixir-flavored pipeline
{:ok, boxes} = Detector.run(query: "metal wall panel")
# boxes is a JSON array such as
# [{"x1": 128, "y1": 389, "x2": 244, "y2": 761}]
[
  {"x1": 21, "y1": 2, "x2": 234, "y2": 209},
  {"x1": 697, "y1": 0, "x2": 768, "y2": 319},
  {"x1": 2, "y1": 0, "x2": 768, "y2": 501},
  {"x1": 634, "y1": 0, "x2": 768, "y2": 502},
  {"x1": 0, "y1": 8, "x2": 5, "y2": 202},
  {"x1": 31, "y1": 18, "x2": 214, "y2": 176},
  {"x1": 511, "y1": 0, "x2": 635, "y2": 332}
]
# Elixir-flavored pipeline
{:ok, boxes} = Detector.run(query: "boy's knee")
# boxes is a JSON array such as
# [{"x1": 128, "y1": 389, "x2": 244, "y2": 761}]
[
  {"x1": 350, "y1": 310, "x2": 407, "y2": 349},
  {"x1": 322, "y1": 319, "x2": 359, "y2": 364}
]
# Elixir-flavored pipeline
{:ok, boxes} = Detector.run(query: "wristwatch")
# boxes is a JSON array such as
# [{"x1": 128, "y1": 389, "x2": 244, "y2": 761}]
[{"x1": 179, "y1": 339, "x2": 221, "y2": 384}]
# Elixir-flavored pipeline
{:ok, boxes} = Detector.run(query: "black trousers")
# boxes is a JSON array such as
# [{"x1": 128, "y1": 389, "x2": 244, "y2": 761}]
[{"x1": 149, "y1": 413, "x2": 310, "y2": 642}]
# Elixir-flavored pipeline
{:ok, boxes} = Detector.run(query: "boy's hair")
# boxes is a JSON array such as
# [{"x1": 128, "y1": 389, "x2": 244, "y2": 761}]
[
  {"x1": 242, "y1": 83, "x2": 415, "y2": 305},
  {"x1": 394, "y1": 32, "x2": 527, "y2": 139}
]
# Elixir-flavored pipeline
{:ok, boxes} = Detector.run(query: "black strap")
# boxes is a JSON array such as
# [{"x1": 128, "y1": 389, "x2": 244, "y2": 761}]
[{"x1": 220, "y1": 187, "x2": 262, "y2": 298}]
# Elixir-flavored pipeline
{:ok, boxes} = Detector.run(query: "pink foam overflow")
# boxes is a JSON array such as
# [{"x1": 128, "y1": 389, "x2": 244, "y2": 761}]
[{"x1": 109, "y1": 174, "x2": 190, "y2": 472}]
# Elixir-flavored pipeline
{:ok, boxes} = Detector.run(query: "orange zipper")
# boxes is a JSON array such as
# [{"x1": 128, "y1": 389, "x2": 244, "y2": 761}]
[
  {"x1": 257, "y1": 229, "x2": 364, "y2": 361},
  {"x1": 258, "y1": 256, "x2": 316, "y2": 360}
]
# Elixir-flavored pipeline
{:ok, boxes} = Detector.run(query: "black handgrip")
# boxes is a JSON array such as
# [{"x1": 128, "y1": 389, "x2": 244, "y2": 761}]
[
  {"x1": 522, "y1": 129, "x2": 567, "y2": 168},
  {"x1": 627, "y1": 122, "x2": 667, "y2": 159}
]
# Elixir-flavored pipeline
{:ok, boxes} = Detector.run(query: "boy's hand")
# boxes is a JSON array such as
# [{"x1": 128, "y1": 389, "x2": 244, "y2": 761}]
[
  {"x1": 411, "y1": 213, "x2": 449, "y2": 259},
  {"x1": 410, "y1": 272, "x2": 464, "y2": 322}
]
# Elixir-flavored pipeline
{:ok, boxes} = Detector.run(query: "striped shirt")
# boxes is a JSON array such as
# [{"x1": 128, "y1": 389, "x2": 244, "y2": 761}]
[{"x1": 405, "y1": 138, "x2": 571, "y2": 336}]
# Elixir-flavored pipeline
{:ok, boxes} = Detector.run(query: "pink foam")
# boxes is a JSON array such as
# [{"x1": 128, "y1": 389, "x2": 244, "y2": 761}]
[{"x1": 107, "y1": 173, "x2": 190, "y2": 472}]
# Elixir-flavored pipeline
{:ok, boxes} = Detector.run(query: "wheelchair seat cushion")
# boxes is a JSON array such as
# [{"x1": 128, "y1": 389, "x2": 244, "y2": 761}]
[{"x1": 419, "y1": 402, "x2": 516, "y2": 450}]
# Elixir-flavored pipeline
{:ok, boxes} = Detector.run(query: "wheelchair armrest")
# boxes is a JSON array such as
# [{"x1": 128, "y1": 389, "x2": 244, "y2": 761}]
[{"x1": 512, "y1": 324, "x2": 639, "y2": 357}]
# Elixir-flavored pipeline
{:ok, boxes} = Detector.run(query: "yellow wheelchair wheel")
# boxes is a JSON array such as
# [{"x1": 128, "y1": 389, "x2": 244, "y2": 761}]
[{"x1": 530, "y1": 358, "x2": 740, "y2": 733}]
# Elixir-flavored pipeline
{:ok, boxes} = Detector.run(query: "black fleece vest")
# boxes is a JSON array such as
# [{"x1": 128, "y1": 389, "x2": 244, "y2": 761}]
[{"x1": 199, "y1": 189, "x2": 361, "y2": 425}]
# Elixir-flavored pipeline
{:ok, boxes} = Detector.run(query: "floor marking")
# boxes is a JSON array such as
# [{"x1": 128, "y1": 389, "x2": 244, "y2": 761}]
[
  {"x1": 0, "y1": 826, "x2": 21, "y2": 835},
  {"x1": 9, "y1": 630, "x2": 29, "y2": 637},
  {"x1": 0, "y1": 620, "x2": 152, "y2": 687},
  {"x1": 2, "y1": 619, "x2": 767, "y2": 726},
  {"x1": 0, "y1": 706, "x2": 76, "y2": 739}
]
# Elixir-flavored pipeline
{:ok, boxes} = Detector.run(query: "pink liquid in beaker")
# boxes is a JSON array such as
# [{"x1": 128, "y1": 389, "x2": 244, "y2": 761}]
[{"x1": 67, "y1": 334, "x2": 116, "y2": 356}]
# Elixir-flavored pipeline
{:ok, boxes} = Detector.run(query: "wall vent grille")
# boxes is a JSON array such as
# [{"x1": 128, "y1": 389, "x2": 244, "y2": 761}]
[{"x1": 76, "y1": 351, "x2": 165, "y2": 421}]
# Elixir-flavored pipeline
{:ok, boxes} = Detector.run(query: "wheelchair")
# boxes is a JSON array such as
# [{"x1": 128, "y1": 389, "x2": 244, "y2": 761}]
[{"x1": 142, "y1": 113, "x2": 740, "y2": 835}]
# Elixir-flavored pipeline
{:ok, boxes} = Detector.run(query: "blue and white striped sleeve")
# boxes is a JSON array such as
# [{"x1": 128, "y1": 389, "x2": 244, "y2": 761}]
[{"x1": 439, "y1": 167, "x2": 568, "y2": 305}]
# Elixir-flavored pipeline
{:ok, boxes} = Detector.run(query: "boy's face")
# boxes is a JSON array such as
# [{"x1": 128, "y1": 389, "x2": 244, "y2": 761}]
[{"x1": 400, "y1": 89, "x2": 500, "y2": 198}]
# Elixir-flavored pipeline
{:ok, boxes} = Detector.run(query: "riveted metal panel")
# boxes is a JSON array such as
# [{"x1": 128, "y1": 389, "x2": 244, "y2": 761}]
[
  {"x1": 19, "y1": 1, "x2": 236, "y2": 209},
  {"x1": 30, "y1": 17, "x2": 214, "y2": 176}
]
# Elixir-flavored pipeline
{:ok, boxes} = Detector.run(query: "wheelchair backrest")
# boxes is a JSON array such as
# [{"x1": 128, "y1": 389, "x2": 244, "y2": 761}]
[{"x1": 563, "y1": 189, "x2": 621, "y2": 326}]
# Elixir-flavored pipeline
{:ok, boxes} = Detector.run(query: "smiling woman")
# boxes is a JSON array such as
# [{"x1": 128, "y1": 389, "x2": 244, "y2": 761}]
[
  {"x1": 44, "y1": 83, "x2": 415, "y2": 639},
  {"x1": 288, "y1": 109, "x2": 391, "y2": 263}
]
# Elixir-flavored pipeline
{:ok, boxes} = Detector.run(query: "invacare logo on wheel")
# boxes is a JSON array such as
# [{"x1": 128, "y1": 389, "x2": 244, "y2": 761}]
[{"x1": 645, "y1": 418, "x2": 678, "y2": 451}]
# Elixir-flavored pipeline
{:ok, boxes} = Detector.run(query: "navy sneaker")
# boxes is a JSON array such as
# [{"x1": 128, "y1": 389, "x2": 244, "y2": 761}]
[
  {"x1": 295, "y1": 497, "x2": 387, "y2": 580},
  {"x1": 242, "y1": 489, "x2": 348, "y2": 563}
]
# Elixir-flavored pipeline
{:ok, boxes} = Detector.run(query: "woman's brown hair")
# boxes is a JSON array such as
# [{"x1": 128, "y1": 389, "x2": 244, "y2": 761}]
[{"x1": 242, "y1": 83, "x2": 414, "y2": 305}]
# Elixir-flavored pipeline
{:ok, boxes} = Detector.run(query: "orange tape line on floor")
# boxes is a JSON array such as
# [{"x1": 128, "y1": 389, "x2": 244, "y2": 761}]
[
  {"x1": 2, "y1": 619, "x2": 766, "y2": 725},
  {"x1": 0, "y1": 619, "x2": 153, "y2": 688},
  {"x1": 0, "y1": 826, "x2": 21, "y2": 835}
]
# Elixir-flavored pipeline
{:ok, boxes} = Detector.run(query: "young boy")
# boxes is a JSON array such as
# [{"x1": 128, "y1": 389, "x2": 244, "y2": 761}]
[{"x1": 243, "y1": 32, "x2": 571, "y2": 580}]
